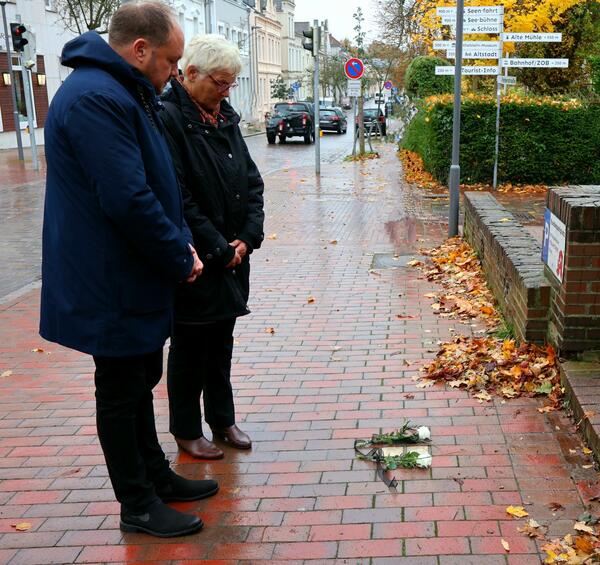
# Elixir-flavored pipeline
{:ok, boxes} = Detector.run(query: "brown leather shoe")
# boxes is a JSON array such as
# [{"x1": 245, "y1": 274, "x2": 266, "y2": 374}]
[
  {"x1": 211, "y1": 425, "x2": 252, "y2": 450},
  {"x1": 175, "y1": 437, "x2": 224, "y2": 460}
]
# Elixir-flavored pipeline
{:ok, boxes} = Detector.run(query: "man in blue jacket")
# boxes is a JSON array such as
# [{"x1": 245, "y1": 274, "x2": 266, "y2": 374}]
[{"x1": 40, "y1": 2, "x2": 216, "y2": 537}]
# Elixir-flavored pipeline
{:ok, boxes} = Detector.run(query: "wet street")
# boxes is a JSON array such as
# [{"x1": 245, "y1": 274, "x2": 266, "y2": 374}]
[{"x1": 0, "y1": 119, "x2": 362, "y2": 301}]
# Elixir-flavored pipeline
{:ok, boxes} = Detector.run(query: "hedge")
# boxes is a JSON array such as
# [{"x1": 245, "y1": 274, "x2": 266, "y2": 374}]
[
  {"x1": 405, "y1": 56, "x2": 454, "y2": 99},
  {"x1": 401, "y1": 94, "x2": 600, "y2": 185}
]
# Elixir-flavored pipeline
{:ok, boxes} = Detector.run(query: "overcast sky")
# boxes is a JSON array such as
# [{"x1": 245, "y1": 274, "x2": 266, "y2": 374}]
[{"x1": 294, "y1": 0, "x2": 378, "y2": 43}]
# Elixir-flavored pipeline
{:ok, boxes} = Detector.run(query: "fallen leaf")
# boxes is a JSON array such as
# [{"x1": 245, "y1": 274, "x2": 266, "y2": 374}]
[
  {"x1": 506, "y1": 505, "x2": 529, "y2": 518},
  {"x1": 548, "y1": 502, "x2": 565, "y2": 512},
  {"x1": 407, "y1": 260, "x2": 423, "y2": 267},
  {"x1": 265, "y1": 327, "x2": 275, "y2": 334},
  {"x1": 499, "y1": 217, "x2": 512, "y2": 222},
  {"x1": 11, "y1": 522, "x2": 31, "y2": 531},
  {"x1": 424, "y1": 293, "x2": 437, "y2": 298},
  {"x1": 307, "y1": 296, "x2": 316, "y2": 304},
  {"x1": 31, "y1": 348, "x2": 44, "y2": 353},
  {"x1": 1, "y1": 370, "x2": 13, "y2": 378},
  {"x1": 574, "y1": 535, "x2": 595, "y2": 554},
  {"x1": 501, "y1": 539, "x2": 510, "y2": 552},
  {"x1": 584, "y1": 410, "x2": 597, "y2": 419},
  {"x1": 573, "y1": 522, "x2": 595, "y2": 535},
  {"x1": 267, "y1": 233, "x2": 278, "y2": 240},
  {"x1": 329, "y1": 239, "x2": 338, "y2": 245},
  {"x1": 396, "y1": 314, "x2": 416, "y2": 319},
  {"x1": 416, "y1": 380, "x2": 435, "y2": 389},
  {"x1": 474, "y1": 390, "x2": 492, "y2": 403},
  {"x1": 582, "y1": 447, "x2": 593, "y2": 455}
]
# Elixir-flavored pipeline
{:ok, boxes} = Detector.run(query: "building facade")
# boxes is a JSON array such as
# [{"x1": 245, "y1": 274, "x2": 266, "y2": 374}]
[{"x1": 250, "y1": 0, "x2": 282, "y2": 120}]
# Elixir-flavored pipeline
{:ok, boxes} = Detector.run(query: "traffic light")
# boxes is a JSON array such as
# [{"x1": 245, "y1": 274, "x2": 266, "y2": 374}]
[
  {"x1": 10, "y1": 23, "x2": 28, "y2": 53},
  {"x1": 302, "y1": 25, "x2": 320, "y2": 57}
]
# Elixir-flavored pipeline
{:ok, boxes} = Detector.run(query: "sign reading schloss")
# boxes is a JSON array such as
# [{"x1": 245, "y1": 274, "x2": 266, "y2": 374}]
[
  {"x1": 435, "y1": 65, "x2": 499, "y2": 76},
  {"x1": 460, "y1": 23, "x2": 504, "y2": 33},
  {"x1": 437, "y1": 6, "x2": 504, "y2": 15},
  {"x1": 433, "y1": 40, "x2": 500, "y2": 50},
  {"x1": 501, "y1": 58, "x2": 569, "y2": 68},
  {"x1": 501, "y1": 32, "x2": 562, "y2": 42},
  {"x1": 447, "y1": 47, "x2": 501, "y2": 59}
]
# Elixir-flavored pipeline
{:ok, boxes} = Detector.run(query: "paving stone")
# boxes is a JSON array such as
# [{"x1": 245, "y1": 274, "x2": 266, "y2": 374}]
[{"x1": 0, "y1": 141, "x2": 586, "y2": 563}]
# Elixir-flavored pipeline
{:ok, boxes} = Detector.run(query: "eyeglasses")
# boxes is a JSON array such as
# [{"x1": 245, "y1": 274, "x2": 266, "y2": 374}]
[{"x1": 208, "y1": 74, "x2": 238, "y2": 93}]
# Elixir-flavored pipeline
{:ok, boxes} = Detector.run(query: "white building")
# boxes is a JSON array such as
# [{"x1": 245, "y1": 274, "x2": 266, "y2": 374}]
[{"x1": 0, "y1": 0, "x2": 76, "y2": 148}]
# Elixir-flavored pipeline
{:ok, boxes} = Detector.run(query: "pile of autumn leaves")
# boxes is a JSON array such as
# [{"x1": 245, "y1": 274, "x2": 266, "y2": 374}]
[
  {"x1": 399, "y1": 149, "x2": 549, "y2": 195},
  {"x1": 409, "y1": 237, "x2": 562, "y2": 411}
]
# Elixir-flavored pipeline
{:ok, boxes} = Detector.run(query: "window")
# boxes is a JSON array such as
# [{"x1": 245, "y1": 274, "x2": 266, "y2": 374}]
[
  {"x1": 45, "y1": 0, "x2": 55, "y2": 10},
  {"x1": 193, "y1": 17, "x2": 198, "y2": 35}
]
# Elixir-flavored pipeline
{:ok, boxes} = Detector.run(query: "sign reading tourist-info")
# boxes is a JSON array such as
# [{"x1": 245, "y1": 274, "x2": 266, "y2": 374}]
[{"x1": 542, "y1": 209, "x2": 567, "y2": 282}]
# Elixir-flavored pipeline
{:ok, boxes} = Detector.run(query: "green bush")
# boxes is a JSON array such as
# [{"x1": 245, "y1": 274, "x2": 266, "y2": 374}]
[
  {"x1": 401, "y1": 94, "x2": 600, "y2": 185},
  {"x1": 405, "y1": 56, "x2": 453, "y2": 100}
]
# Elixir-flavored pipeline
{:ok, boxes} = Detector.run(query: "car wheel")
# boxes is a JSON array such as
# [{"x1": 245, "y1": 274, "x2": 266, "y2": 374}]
[
  {"x1": 267, "y1": 134, "x2": 276, "y2": 145},
  {"x1": 336, "y1": 125, "x2": 342, "y2": 134},
  {"x1": 279, "y1": 135, "x2": 286, "y2": 144},
  {"x1": 304, "y1": 130, "x2": 312, "y2": 144}
]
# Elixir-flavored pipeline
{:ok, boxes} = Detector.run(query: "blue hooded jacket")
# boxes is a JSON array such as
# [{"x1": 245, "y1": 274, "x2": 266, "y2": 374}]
[{"x1": 40, "y1": 32, "x2": 193, "y2": 357}]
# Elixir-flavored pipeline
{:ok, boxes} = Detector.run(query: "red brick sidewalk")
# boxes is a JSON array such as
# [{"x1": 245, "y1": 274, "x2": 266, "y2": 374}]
[{"x1": 0, "y1": 145, "x2": 595, "y2": 563}]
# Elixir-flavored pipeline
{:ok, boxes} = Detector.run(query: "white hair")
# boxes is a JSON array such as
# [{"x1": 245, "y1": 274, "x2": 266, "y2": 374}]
[{"x1": 180, "y1": 34, "x2": 242, "y2": 77}]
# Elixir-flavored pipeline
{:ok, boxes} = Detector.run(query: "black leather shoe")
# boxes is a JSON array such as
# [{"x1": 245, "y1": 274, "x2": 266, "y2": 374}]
[
  {"x1": 120, "y1": 500, "x2": 203, "y2": 537},
  {"x1": 211, "y1": 425, "x2": 252, "y2": 449},
  {"x1": 156, "y1": 471, "x2": 219, "y2": 503}
]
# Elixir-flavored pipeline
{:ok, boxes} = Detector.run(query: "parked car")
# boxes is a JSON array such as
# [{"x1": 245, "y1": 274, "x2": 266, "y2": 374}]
[
  {"x1": 319, "y1": 107, "x2": 347, "y2": 134},
  {"x1": 356, "y1": 108, "x2": 386, "y2": 136},
  {"x1": 266, "y1": 101, "x2": 314, "y2": 144}
]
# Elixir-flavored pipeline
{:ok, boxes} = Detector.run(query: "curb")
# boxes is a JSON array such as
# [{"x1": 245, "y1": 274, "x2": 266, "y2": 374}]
[
  {"x1": 0, "y1": 279, "x2": 41, "y2": 308},
  {"x1": 560, "y1": 360, "x2": 600, "y2": 456},
  {"x1": 242, "y1": 131, "x2": 265, "y2": 139}
]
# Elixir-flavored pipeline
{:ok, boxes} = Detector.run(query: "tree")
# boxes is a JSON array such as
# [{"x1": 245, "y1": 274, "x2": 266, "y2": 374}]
[
  {"x1": 353, "y1": 7, "x2": 367, "y2": 154},
  {"x1": 53, "y1": 0, "x2": 120, "y2": 35},
  {"x1": 270, "y1": 75, "x2": 289, "y2": 100},
  {"x1": 319, "y1": 54, "x2": 347, "y2": 104}
]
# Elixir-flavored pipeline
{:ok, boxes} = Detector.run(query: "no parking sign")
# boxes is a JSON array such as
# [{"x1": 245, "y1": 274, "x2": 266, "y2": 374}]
[{"x1": 344, "y1": 58, "x2": 365, "y2": 80}]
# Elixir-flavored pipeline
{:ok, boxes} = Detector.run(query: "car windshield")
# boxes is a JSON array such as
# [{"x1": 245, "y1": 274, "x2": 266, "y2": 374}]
[
  {"x1": 320, "y1": 110, "x2": 336, "y2": 116},
  {"x1": 364, "y1": 109, "x2": 380, "y2": 117},
  {"x1": 275, "y1": 104, "x2": 306, "y2": 114}
]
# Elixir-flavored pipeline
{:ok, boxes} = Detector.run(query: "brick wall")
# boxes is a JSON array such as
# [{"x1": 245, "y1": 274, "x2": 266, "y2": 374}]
[
  {"x1": 0, "y1": 53, "x2": 49, "y2": 132},
  {"x1": 464, "y1": 192, "x2": 551, "y2": 344},
  {"x1": 546, "y1": 187, "x2": 600, "y2": 352}
]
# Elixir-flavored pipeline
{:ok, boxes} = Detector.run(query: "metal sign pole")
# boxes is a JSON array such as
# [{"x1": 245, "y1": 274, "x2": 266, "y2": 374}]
[
  {"x1": 492, "y1": 38, "x2": 504, "y2": 191},
  {"x1": 352, "y1": 96, "x2": 357, "y2": 156},
  {"x1": 21, "y1": 59, "x2": 39, "y2": 171},
  {"x1": 0, "y1": 1, "x2": 25, "y2": 161},
  {"x1": 448, "y1": 0, "x2": 464, "y2": 238},
  {"x1": 314, "y1": 19, "x2": 320, "y2": 175}
]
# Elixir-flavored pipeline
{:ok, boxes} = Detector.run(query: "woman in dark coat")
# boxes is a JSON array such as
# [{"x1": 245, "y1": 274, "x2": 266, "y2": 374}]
[{"x1": 160, "y1": 34, "x2": 264, "y2": 459}]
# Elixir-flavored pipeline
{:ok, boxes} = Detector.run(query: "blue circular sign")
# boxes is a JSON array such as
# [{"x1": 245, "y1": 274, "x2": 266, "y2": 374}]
[{"x1": 345, "y1": 58, "x2": 364, "y2": 80}]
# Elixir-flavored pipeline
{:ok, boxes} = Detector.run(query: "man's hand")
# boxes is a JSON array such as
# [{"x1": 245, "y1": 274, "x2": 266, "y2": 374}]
[
  {"x1": 186, "y1": 245, "x2": 203, "y2": 283},
  {"x1": 230, "y1": 239, "x2": 248, "y2": 259}
]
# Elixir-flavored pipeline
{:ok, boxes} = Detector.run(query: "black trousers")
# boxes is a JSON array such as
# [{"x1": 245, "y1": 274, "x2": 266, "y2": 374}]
[
  {"x1": 167, "y1": 318, "x2": 236, "y2": 440},
  {"x1": 93, "y1": 349, "x2": 171, "y2": 513}
]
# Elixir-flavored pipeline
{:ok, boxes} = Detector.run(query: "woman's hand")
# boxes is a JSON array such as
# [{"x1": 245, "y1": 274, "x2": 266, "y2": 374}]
[{"x1": 230, "y1": 239, "x2": 248, "y2": 259}]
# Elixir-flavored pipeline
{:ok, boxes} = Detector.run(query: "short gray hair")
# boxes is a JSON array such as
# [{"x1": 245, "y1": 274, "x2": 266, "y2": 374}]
[
  {"x1": 109, "y1": 1, "x2": 177, "y2": 48},
  {"x1": 180, "y1": 34, "x2": 242, "y2": 77}
]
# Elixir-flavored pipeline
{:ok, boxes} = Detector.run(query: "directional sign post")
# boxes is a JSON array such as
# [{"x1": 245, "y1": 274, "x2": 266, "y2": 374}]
[
  {"x1": 434, "y1": 5, "x2": 568, "y2": 192},
  {"x1": 448, "y1": 0, "x2": 465, "y2": 238}
]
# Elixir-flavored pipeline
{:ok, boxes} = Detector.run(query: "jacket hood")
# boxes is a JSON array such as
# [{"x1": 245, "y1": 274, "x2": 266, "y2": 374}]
[{"x1": 61, "y1": 31, "x2": 155, "y2": 95}]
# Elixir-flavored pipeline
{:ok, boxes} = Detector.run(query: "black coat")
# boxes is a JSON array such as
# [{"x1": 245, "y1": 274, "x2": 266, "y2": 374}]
[{"x1": 160, "y1": 79, "x2": 264, "y2": 323}]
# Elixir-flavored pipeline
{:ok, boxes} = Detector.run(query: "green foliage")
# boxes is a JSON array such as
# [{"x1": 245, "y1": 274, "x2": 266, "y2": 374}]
[
  {"x1": 404, "y1": 56, "x2": 453, "y2": 99},
  {"x1": 270, "y1": 75, "x2": 289, "y2": 101},
  {"x1": 591, "y1": 56, "x2": 600, "y2": 94},
  {"x1": 401, "y1": 95, "x2": 600, "y2": 185}
]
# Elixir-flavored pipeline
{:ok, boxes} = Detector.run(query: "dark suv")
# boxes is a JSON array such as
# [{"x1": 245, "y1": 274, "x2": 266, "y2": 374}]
[
  {"x1": 266, "y1": 102, "x2": 314, "y2": 144},
  {"x1": 319, "y1": 107, "x2": 347, "y2": 134}
]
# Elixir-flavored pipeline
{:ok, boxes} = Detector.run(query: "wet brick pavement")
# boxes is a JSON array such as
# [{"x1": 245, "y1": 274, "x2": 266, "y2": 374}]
[{"x1": 0, "y1": 138, "x2": 592, "y2": 563}]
